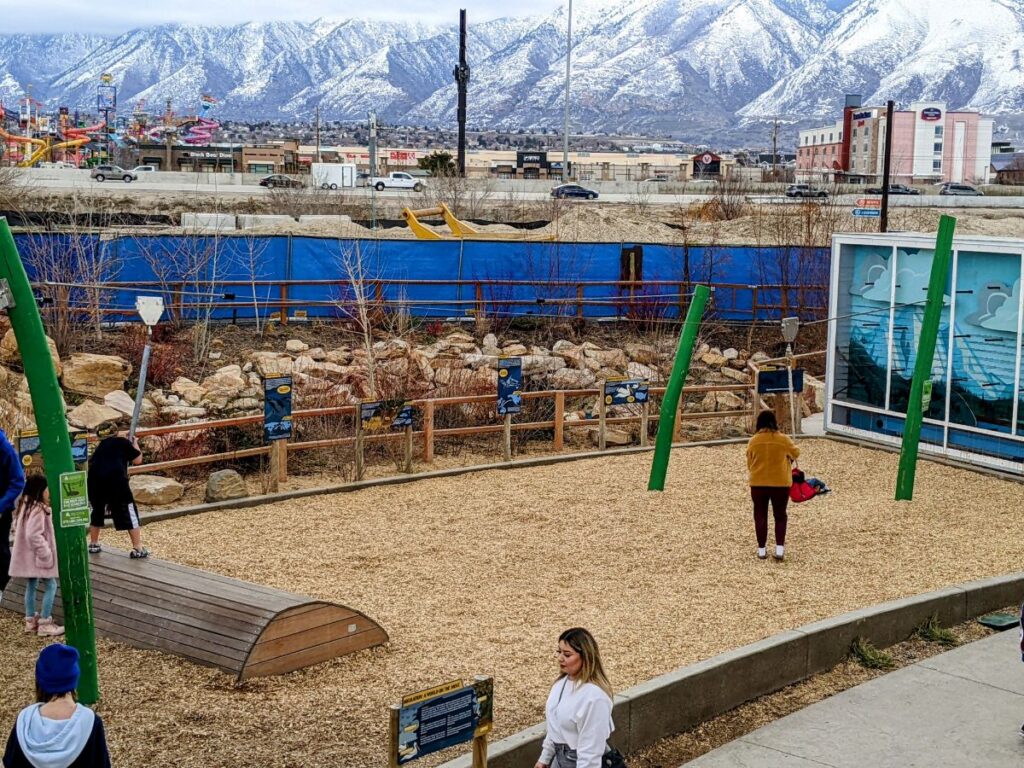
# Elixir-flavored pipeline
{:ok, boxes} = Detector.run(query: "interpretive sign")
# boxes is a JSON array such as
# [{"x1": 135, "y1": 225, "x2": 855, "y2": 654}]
[
  {"x1": 391, "y1": 678, "x2": 493, "y2": 766},
  {"x1": 58, "y1": 471, "x2": 89, "y2": 528},
  {"x1": 263, "y1": 376, "x2": 293, "y2": 441},
  {"x1": 497, "y1": 358, "x2": 522, "y2": 415},
  {"x1": 604, "y1": 378, "x2": 648, "y2": 406}
]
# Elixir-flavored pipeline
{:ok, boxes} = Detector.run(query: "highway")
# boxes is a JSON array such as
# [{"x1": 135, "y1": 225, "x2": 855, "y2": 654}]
[{"x1": 11, "y1": 169, "x2": 1024, "y2": 208}]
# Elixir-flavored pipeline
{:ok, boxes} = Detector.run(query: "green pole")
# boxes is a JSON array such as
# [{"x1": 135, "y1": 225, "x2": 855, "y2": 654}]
[
  {"x1": 648, "y1": 284, "x2": 710, "y2": 491},
  {"x1": 895, "y1": 214, "x2": 956, "y2": 501},
  {"x1": 0, "y1": 219, "x2": 99, "y2": 703}
]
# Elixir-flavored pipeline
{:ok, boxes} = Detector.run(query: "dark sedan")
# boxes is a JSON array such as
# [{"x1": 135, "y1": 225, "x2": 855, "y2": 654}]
[
  {"x1": 259, "y1": 174, "x2": 305, "y2": 189},
  {"x1": 551, "y1": 183, "x2": 598, "y2": 200},
  {"x1": 864, "y1": 184, "x2": 920, "y2": 195}
]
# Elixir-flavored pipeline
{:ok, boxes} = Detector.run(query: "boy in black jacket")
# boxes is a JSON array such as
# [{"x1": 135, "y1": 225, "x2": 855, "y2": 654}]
[{"x1": 87, "y1": 423, "x2": 147, "y2": 558}]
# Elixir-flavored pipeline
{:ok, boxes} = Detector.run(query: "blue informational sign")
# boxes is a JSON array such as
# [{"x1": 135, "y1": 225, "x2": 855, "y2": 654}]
[
  {"x1": 263, "y1": 376, "x2": 293, "y2": 441},
  {"x1": 757, "y1": 368, "x2": 805, "y2": 394},
  {"x1": 604, "y1": 378, "x2": 649, "y2": 406},
  {"x1": 70, "y1": 432, "x2": 89, "y2": 465},
  {"x1": 360, "y1": 401, "x2": 383, "y2": 429},
  {"x1": 391, "y1": 404, "x2": 414, "y2": 429},
  {"x1": 17, "y1": 431, "x2": 41, "y2": 468},
  {"x1": 395, "y1": 679, "x2": 493, "y2": 765},
  {"x1": 852, "y1": 208, "x2": 881, "y2": 218},
  {"x1": 497, "y1": 357, "x2": 522, "y2": 415},
  {"x1": 97, "y1": 85, "x2": 116, "y2": 111}
]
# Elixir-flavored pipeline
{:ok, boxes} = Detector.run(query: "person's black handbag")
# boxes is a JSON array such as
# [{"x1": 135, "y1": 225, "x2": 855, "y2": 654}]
[{"x1": 603, "y1": 746, "x2": 628, "y2": 768}]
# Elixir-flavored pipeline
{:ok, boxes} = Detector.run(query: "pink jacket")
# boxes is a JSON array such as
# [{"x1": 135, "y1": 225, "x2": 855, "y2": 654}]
[{"x1": 8, "y1": 501, "x2": 58, "y2": 579}]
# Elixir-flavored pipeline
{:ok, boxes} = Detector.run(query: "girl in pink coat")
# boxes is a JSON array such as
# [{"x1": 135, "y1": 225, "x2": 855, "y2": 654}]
[{"x1": 9, "y1": 475, "x2": 63, "y2": 637}]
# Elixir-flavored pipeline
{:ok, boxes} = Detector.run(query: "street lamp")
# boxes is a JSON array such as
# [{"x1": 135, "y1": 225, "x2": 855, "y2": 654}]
[
  {"x1": 128, "y1": 296, "x2": 164, "y2": 440},
  {"x1": 562, "y1": 0, "x2": 572, "y2": 182}
]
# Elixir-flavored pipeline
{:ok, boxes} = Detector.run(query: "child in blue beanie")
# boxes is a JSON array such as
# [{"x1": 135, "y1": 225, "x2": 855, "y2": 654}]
[{"x1": 2, "y1": 644, "x2": 110, "y2": 767}]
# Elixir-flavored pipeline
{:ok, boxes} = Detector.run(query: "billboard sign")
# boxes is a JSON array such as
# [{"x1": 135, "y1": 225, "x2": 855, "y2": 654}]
[{"x1": 921, "y1": 107, "x2": 942, "y2": 122}]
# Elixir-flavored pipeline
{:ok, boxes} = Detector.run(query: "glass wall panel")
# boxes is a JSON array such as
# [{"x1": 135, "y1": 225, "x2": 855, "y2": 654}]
[
  {"x1": 949, "y1": 251, "x2": 1022, "y2": 433},
  {"x1": 832, "y1": 244, "x2": 893, "y2": 409}
]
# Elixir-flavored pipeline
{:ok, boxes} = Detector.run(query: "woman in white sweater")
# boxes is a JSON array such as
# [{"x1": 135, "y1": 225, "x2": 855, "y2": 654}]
[{"x1": 535, "y1": 627, "x2": 615, "y2": 768}]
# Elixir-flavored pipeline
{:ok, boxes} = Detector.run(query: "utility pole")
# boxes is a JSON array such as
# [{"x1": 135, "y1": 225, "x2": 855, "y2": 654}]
[
  {"x1": 454, "y1": 9, "x2": 470, "y2": 177},
  {"x1": 880, "y1": 99, "x2": 895, "y2": 233},
  {"x1": 368, "y1": 111, "x2": 378, "y2": 231},
  {"x1": 315, "y1": 105, "x2": 321, "y2": 163},
  {"x1": 771, "y1": 117, "x2": 779, "y2": 182},
  {"x1": 562, "y1": 0, "x2": 573, "y2": 181}
]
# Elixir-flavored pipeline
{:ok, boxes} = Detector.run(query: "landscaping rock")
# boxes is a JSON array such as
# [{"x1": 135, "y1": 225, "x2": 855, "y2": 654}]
[
  {"x1": 325, "y1": 349, "x2": 352, "y2": 365},
  {"x1": 205, "y1": 469, "x2": 247, "y2": 502},
  {"x1": 700, "y1": 352, "x2": 728, "y2": 367},
  {"x1": 171, "y1": 377, "x2": 206, "y2": 406},
  {"x1": 701, "y1": 391, "x2": 746, "y2": 411},
  {"x1": 129, "y1": 475, "x2": 185, "y2": 506},
  {"x1": 719, "y1": 366, "x2": 751, "y2": 383},
  {"x1": 521, "y1": 355, "x2": 566, "y2": 375},
  {"x1": 103, "y1": 390, "x2": 137, "y2": 417},
  {"x1": 723, "y1": 348, "x2": 739, "y2": 360},
  {"x1": 584, "y1": 348, "x2": 628, "y2": 370},
  {"x1": 501, "y1": 343, "x2": 528, "y2": 356},
  {"x1": 251, "y1": 352, "x2": 293, "y2": 376},
  {"x1": 463, "y1": 354, "x2": 500, "y2": 370},
  {"x1": 626, "y1": 362, "x2": 658, "y2": 382},
  {"x1": 550, "y1": 367, "x2": 596, "y2": 390},
  {"x1": 286, "y1": 339, "x2": 309, "y2": 353},
  {"x1": 0, "y1": 329, "x2": 61, "y2": 377},
  {"x1": 62, "y1": 353, "x2": 131, "y2": 397},
  {"x1": 803, "y1": 374, "x2": 826, "y2": 412},
  {"x1": 68, "y1": 400, "x2": 124, "y2": 430},
  {"x1": 161, "y1": 405, "x2": 207, "y2": 420},
  {"x1": 588, "y1": 427, "x2": 632, "y2": 447},
  {"x1": 625, "y1": 343, "x2": 660, "y2": 365}
]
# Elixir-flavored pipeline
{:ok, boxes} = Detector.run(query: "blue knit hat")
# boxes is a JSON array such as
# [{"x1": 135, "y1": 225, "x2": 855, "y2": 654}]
[{"x1": 36, "y1": 644, "x2": 80, "y2": 695}]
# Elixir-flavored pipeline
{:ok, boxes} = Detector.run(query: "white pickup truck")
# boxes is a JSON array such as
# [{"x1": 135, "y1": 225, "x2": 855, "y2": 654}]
[{"x1": 370, "y1": 172, "x2": 425, "y2": 192}]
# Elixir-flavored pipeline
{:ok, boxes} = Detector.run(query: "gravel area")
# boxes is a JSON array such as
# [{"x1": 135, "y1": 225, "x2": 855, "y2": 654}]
[{"x1": 0, "y1": 439, "x2": 1021, "y2": 767}]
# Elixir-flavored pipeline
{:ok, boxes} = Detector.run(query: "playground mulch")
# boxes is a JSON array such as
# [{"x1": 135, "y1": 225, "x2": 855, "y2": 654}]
[{"x1": 1, "y1": 438, "x2": 1021, "y2": 767}]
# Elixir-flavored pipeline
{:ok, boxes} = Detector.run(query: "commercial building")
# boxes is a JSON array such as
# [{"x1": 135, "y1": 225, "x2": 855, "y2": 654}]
[
  {"x1": 827, "y1": 232, "x2": 1024, "y2": 474},
  {"x1": 797, "y1": 99, "x2": 993, "y2": 185}
]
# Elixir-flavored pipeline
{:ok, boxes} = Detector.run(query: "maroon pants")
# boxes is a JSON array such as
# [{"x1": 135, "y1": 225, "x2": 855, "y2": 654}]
[{"x1": 751, "y1": 486, "x2": 789, "y2": 548}]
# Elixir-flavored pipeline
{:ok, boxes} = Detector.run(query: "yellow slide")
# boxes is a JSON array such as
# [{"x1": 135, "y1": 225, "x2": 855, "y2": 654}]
[{"x1": 18, "y1": 138, "x2": 89, "y2": 168}]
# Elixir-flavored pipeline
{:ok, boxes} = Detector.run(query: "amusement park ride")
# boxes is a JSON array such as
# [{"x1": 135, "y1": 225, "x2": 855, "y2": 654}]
[{"x1": 0, "y1": 76, "x2": 221, "y2": 168}]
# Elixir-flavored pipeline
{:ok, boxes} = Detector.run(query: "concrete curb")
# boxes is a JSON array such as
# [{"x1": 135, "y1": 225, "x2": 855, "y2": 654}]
[
  {"x1": 137, "y1": 437, "x2": 750, "y2": 523},
  {"x1": 439, "y1": 573, "x2": 1024, "y2": 768}
]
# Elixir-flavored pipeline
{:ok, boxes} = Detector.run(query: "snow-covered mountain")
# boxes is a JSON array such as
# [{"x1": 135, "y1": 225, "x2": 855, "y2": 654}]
[{"x1": 0, "y1": 0, "x2": 1020, "y2": 140}]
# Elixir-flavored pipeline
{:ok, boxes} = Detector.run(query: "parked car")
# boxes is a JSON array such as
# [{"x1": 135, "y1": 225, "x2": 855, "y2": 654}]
[
  {"x1": 938, "y1": 182, "x2": 983, "y2": 196},
  {"x1": 864, "y1": 183, "x2": 920, "y2": 195},
  {"x1": 640, "y1": 176, "x2": 670, "y2": 183},
  {"x1": 39, "y1": 161, "x2": 76, "y2": 169},
  {"x1": 259, "y1": 174, "x2": 304, "y2": 189},
  {"x1": 90, "y1": 165, "x2": 136, "y2": 183},
  {"x1": 551, "y1": 183, "x2": 598, "y2": 200},
  {"x1": 132, "y1": 165, "x2": 157, "y2": 173},
  {"x1": 785, "y1": 183, "x2": 827, "y2": 198}
]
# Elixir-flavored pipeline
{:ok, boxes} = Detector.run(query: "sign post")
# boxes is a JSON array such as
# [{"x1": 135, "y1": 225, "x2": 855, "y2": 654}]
[
  {"x1": 391, "y1": 404, "x2": 415, "y2": 473},
  {"x1": 497, "y1": 358, "x2": 522, "y2": 462},
  {"x1": 781, "y1": 316, "x2": 800, "y2": 435},
  {"x1": 129, "y1": 296, "x2": 164, "y2": 441},
  {"x1": 264, "y1": 375, "x2": 293, "y2": 490},
  {"x1": 390, "y1": 677, "x2": 493, "y2": 768}
]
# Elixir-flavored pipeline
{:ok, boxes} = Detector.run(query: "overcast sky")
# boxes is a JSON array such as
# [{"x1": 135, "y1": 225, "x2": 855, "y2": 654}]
[{"x1": 0, "y1": 0, "x2": 566, "y2": 34}]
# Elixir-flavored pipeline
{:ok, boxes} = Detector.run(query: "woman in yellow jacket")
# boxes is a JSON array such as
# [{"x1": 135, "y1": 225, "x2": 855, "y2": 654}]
[{"x1": 746, "y1": 411, "x2": 799, "y2": 561}]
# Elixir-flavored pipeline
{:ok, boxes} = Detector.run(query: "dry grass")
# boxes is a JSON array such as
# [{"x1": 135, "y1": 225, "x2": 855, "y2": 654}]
[{"x1": 1, "y1": 439, "x2": 1022, "y2": 767}]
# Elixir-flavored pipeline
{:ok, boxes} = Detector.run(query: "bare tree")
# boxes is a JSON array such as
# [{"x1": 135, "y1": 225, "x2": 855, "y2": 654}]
[{"x1": 335, "y1": 240, "x2": 379, "y2": 398}]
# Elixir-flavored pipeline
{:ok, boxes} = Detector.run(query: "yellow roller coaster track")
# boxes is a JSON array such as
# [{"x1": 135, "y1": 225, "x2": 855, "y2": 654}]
[{"x1": 401, "y1": 203, "x2": 555, "y2": 241}]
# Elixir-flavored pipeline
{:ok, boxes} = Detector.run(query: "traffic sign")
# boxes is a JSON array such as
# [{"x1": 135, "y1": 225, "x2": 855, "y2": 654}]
[
  {"x1": 852, "y1": 207, "x2": 881, "y2": 218},
  {"x1": 856, "y1": 197, "x2": 881, "y2": 208}
]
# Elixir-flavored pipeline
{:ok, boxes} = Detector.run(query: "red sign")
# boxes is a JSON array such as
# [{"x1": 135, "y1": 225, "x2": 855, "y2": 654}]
[
  {"x1": 389, "y1": 150, "x2": 416, "y2": 161},
  {"x1": 856, "y1": 197, "x2": 882, "y2": 208}
]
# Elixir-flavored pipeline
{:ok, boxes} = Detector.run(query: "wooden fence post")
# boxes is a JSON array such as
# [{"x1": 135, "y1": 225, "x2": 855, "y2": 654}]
[
  {"x1": 403, "y1": 425, "x2": 413, "y2": 473},
  {"x1": 503, "y1": 413, "x2": 512, "y2": 462},
  {"x1": 423, "y1": 400, "x2": 434, "y2": 463},
  {"x1": 598, "y1": 381, "x2": 607, "y2": 451},
  {"x1": 640, "y1": 399, "x2": 650, "y2": 447},
  {"x1": 576, "y1": 285, "x2": 584, "y2": 320},
  {"x1": 355, "y1": 410, "x2": 364, "y2": 481},
  {"x1": 279, "y1": 283, "x2": 288, "y2": 326},
  {"x1": 553, "y1": 391, "x2": 564, "y2": 451}
]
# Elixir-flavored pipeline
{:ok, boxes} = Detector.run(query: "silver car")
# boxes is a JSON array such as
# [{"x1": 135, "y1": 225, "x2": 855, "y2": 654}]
[{"x1": 90, "y1": 165, "x2": 137, "y2": 183}]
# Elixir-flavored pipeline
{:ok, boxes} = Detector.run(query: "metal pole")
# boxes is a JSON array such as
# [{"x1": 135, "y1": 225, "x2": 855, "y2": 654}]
[
  {"x1": 128, "y1": 328, "x2": 152, "y2": 440},
  {"x1": 648, "y1": 285, "x2": 710, "y2": 491},
  {"x1": 786, "y1": 342, "x2": 797, "y2": 435},
  {"x1": 562, "y1": 0, "x2": 572, "y2": 181},
  {"x1": 455, "y1": 9, "x2": 470, "y2": 178},
  {"x1": 0, "y1": 219, "x2": 98, "y2": 703},
  {"x1": 895, "y1": 214, "x2": 955, "y2": 501},
  {"x1": 880, "y1": 99, "x2": 894, "y2": 233}
]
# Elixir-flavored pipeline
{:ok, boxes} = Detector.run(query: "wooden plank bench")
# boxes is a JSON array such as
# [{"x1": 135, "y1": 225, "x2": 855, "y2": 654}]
[{"x1": 1, "y1": 548, "x2": 388, "y2": 681}]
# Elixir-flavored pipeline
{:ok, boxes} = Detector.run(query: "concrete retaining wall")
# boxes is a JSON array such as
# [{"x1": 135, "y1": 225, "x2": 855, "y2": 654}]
[
  {"x1": 181, "y1": 212, "x2": 237, "y2": 232},
  {"x1": 439, "y1": 573, "x2": 1024, "y2": 768}
]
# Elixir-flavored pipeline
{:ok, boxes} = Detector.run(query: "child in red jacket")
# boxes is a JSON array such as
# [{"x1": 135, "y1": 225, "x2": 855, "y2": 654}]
[{"x1": 790, "y1": 467, "x2": 830, "y2": 503}]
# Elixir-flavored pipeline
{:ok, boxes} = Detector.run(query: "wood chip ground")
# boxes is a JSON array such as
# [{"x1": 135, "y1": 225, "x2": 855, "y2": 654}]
[{"x1": 0, "y1": 440, "x2": 1021, "y2": 767}]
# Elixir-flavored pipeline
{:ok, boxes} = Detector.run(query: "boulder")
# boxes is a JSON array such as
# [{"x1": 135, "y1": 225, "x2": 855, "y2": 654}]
[
  {"x1": 701, "y1": 391, "x2": 746, "y2": 411},
  {"x1": 129, "y1": 475, "x2": 185, "y2": 506},
  {"x1": 160, "y1": 405, "x2": 207, "y2": 420},
  {"x1": 286, "y1": 339, "x2": 309, "y2": 353},
  {"x1": 803, "y1": 374, "x2": 826, "y2": 412},
  {"x1": 720, "y1": 366, "x2": 751, "y2": 384},
  {"x1": 252, "y1": 352, "x2": 293, "y2": 376},
  {"x1": 482, "y1": 334, "x2": 499, "y2": 353},
  {"x1": 585, "y1": 348, "x2": 628, "y2": 370},
  {"x1": 700, "y1": 352, "x2": 728, "y2": 367},
  {"x1": 170, "y1": 377, "x2": 206, "y2": 406},
  {"x1": 200, "y1": 366, "x2": 246, "y2": 405},
  {"x1": 723, "y1": 348, "x2": 739, "y2": 361},
  {"x1": 625, "y1": 343, "x2": 660, "y2": 365},
  {"x1": 325, "y1": 349, "x2": 352, "y2": 365},
  {"x1": 225, "y1": 397, "x2": 261, "y2": 411},
  {"x1": 550, "y1": 367, "x2": 596, "y2": 390},
  {"x1": 463, "y1": 354, "x2": 500, "y2": 370},
  {"x1": 372, "y1": 339, "x2": 410, "y2": 359},
  {"x1": 588, "y1": 427, "x2": 632, "y2": 447},
  {"x1": 68, "y1": 400, "x2": 124, "y2": 430},
  {"x1": 627, "y1": 362, "x2": 658, "y2": 382},
  {"x1": 103, "y1": 390, "x2": 137, "y2": 417},
  {"x1": 446, "y1": 332, "x2": 475, "y2": 344},
  {"x1": 501, "y1": 343, "x2": 528, "y2": 356},
  {"x1": 205, "y1": 469, "x2": 247, "y2": 502},
  {"x1": 521, "y1": 355, "x2": 566, "y2": 375},
  {"x1": 307, "y1": 347, "x2": 327, "y2": 361},
  {"x1": 62, "y1": 354, "x2": 131, "y2": 397},
  {"x1": 0, "y1": 329, "x2": 61, "y2": 377}
]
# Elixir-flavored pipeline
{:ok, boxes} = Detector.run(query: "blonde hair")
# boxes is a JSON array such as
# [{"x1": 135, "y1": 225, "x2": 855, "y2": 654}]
[{"x1": 558, "y1": 627, "x2": 613, "y2": 698}]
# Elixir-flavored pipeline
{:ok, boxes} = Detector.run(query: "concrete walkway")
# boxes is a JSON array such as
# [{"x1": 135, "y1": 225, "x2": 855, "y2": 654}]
[{"x1": 684, "y1": 629, "x2": 1024, "y2": 767}]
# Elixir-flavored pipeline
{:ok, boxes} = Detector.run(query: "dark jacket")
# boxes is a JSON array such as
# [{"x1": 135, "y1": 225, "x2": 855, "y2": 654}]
[{"x1": 0, "y1": 427, "x2": 26, "y2": 541}]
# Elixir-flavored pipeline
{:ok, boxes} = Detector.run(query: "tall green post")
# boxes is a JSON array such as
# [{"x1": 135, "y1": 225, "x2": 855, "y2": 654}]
[
  {"x1": 648, "y1": 284, "x2": 710, "y2": 491},
  {"x1": 895, "y1": 214, "x2": 956, "y2": 501},
  {"x1": 0, "y1": 219, "x2": 99, "y2": 702}
]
